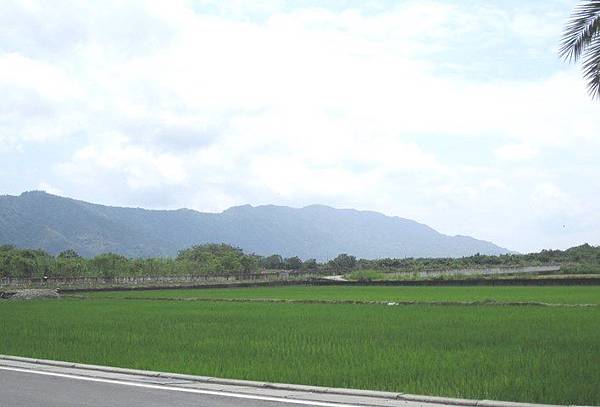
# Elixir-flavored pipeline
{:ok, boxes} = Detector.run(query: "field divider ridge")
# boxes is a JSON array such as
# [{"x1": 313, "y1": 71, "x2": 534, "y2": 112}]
[
  {"x1": 71, "y1": 295, "x2": 599, "y2": 308},
  {"x1": 0, "y1": 354, "x2": 580, "y2": 407}
]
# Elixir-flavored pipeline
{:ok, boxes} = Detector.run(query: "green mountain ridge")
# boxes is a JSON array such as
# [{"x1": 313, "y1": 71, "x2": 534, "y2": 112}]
[{"x1": 0, "y1": 191, "x2": 510, "y2": 260}]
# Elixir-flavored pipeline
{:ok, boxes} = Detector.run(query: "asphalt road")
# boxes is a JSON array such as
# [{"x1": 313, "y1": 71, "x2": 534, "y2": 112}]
[
  {"x1": 0, "y1": 356, "x2": 564, "y2": 407},
  {"x1": 1, "y1": 363, "x2": 435, "y2": 407},
  {"x1": 1, "y1": 367, "x2": 362, "y2": 407},
  {"x1": 1, "y1": 368, "x2": 299, "y2": 407}
]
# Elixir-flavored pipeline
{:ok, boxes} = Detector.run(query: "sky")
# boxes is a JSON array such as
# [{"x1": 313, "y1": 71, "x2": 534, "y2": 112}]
[{"x1": 1, "y1": 0, "x2": 598, "y2": 253}]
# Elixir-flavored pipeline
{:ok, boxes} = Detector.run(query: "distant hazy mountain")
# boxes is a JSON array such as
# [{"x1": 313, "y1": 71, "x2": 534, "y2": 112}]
[{"x1": 0, "y1": 191, "x2": 509, "y2": 260}]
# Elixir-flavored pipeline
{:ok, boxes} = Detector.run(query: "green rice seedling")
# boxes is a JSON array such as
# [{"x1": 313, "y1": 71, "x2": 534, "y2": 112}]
[{"x1": 1, "y1": 298, "x2": 599, "y2": 405}]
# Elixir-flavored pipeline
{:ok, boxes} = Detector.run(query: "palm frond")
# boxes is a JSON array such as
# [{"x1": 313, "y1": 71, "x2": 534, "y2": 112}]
[
  {"x1": 559, "y1": 0, "x2": 600, "y2": 62},
  {"x1": 582, "y1": 36, "x2": 600, "y2": 98}
]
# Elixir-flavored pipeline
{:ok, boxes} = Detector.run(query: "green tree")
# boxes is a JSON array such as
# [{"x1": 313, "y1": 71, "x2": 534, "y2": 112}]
[
  {"x1": 177, "y1": 244, "x2": 257, "y2": 274},
  {"x1": 7, "y1": 255, "x2": 36, "y2": 278},
  {"x1": 92, "y1": 253, "x2": 127, "y2": 279},
  {"x1": 260, "y1": 254, "x2": 284, "y2": 269},
  {"x1": 301, "y1": 258, "x2": 318, "y2": 270},
  {"x1": 560, "y1": 1, "x2": 600, "y2": 98},
  {"x1": 329, "y1": 253, "x2": 357, "y2": 272},
  {"x1": 240, "y1": 256, "x2": 259, "y2": 273},
  {"x1": 283, "y1": 256, "x2": 302, "y2": 270},
  {"x1": 58, "y1": 249, "x2": 81, "y2": 259},
  {"x1": 177, "y1": 244, "x2": 243, "y2": 262}
]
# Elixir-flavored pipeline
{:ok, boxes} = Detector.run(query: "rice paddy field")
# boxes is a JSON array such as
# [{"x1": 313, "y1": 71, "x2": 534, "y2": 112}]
[
  {"x1": 1, "y1": 285, "x2": 600, "y2": 405},
  {"x1": 85, "y1": 284, "x2": 600, "y2": 304}
]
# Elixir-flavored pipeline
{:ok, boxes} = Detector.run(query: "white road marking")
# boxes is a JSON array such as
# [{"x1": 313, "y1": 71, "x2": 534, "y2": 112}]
[{"x1": 0, "y1": 365, "x2": 368, "y2": 407}]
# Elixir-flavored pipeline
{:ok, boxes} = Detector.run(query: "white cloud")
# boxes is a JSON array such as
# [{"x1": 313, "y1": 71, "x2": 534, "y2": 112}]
[
  {"x1": 36, "y1": 182, "x2": 63, "y2": 196},
  {"x1": 59, "y1": 137, "x2": 188, "y2": 190},
  {"x1": 1, "y1": 0, "x2": 598, "y2": 252},
  {"x1": 495, "y1": 143, "x2": 539, "y2": 161},
  {"x1": 0, "y1": 53, "x2": 80, "y2": 100},
  {"x1": 529, "y1": 182, "x2": 577, "y2": 218}
]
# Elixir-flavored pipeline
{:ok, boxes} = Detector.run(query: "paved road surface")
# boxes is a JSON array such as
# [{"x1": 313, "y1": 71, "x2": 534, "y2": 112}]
[
  {"x1": 1, "y1": 368, "x2": 322, "y2": 407},
  {"x1": 0, "y1": 361, "x2": 436, "y2": 407}
]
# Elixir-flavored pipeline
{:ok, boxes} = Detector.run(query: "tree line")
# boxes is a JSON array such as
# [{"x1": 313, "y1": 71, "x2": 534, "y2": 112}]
[{"x1": 1, "y1": 243, "x2": 599, "y2": 279}]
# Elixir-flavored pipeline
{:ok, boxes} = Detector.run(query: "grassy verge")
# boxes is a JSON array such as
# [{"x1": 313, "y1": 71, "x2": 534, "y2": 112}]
[
  {"x1": 82, "y1": 285, "x2": 600, "y2": 305},
  {"x1": 1, "y1": 298, "x2": 599, "y2": 405}
]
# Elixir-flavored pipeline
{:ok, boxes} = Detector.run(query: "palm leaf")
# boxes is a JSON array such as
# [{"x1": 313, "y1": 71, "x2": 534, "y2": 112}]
[
  {"x1": 560, "y1": 1, "x2": 600, "y2": 98},
  {"x1": 560, "y1": 1, "x2": 600, "y2": 61},
  {"x1": 582, "y1": 36, "x2": 600, "y2": 97}
]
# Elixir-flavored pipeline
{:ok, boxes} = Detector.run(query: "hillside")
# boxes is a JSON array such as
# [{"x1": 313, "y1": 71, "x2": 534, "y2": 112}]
[{"x1": 0, "y1": 191, "x2": 509, "y2": 260}]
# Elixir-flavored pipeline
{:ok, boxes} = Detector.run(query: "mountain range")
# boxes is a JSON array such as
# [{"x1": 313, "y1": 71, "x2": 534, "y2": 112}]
[{"x1": 0, "y1": 191, "x2": 510, "y2": 260}]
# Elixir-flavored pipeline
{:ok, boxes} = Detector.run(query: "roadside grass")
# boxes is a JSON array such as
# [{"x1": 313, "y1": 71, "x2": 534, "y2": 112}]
[
  {"x1": 1, "y1": 298, "x2": 599, "y2": 405},
  {"x1": 83, "y1": 285, "x2": 600, "y2": 305}
]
